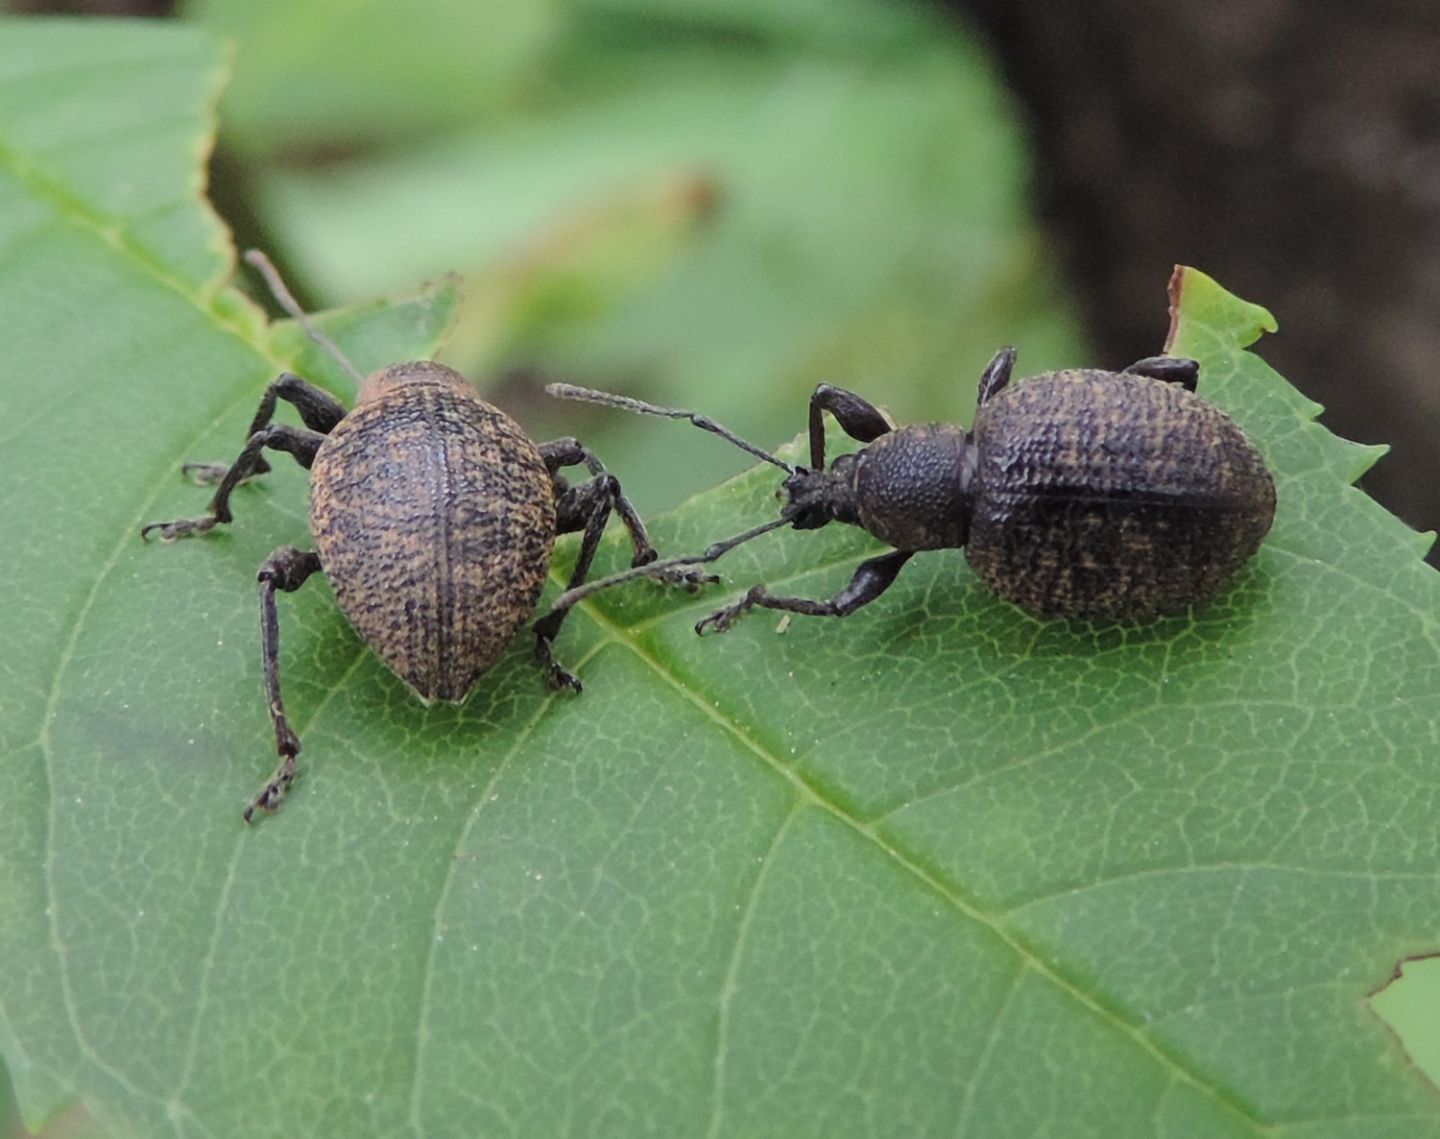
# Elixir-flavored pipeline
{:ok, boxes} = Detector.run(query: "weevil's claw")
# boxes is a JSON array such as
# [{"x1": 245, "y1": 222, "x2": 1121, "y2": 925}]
[
  {"x1": 243, "y1": 752, "x2": 297, "y2": 824},
  {"x1": 695, "y1": 585, "x2": 765, "y2": 635},
  {"x1": 630, "y1": 545, "x2": 659, "y2": 569},
  {"x1": 535, "y1": 635, "x2": 583, "y2": 693},
  {"x1": 545, "y1": 663, "x2": 583, "y2": 693},
  {"x1": 140, "y1": 516, "x2": 218, "y2": 543}
]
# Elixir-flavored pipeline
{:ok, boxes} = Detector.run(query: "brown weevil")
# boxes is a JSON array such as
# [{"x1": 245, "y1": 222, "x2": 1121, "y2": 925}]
[
  {"x1": 543, "y1": 346, "x2": 1276, "y2": 631},
  {"x1": 142, "y1": 252, "x2": 702, "y2": 821}
]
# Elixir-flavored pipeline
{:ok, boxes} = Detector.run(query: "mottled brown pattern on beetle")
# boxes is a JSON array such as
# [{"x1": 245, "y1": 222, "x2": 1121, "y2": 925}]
[
  {"x1": 967, "y1": 371, "x2": 1275, "y2": 619},
  {"x1": 310, "y1": 366, "x2": 555, "y2": 701}
]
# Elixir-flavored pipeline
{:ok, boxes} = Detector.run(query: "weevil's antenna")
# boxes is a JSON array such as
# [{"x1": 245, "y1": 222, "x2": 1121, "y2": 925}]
[
  {"x1": 546, "y1": 383, "x2": 795, "y2": 475},
  {"x1": 541, "y1": 512, "x2": 796, "y2": 618},
  {"x1": 244, "y1": 249, "x2": 366, "y2": 387}
]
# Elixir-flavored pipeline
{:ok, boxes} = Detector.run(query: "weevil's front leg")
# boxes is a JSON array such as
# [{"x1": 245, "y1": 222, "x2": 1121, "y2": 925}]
[
  {"x1": 539, "y1": 438, "x2": 658, "y2": 567},
  {"x1": 244, "y1": 546, "x2": 322, "y2": 823},
  {"x1": 542, "y1": 439, "x2": 715, "y2": 588},
  {"x1": 697, "y1": 549, "x2": 914, "y2": 635},
  {"x1": 807, "y1": 384, "x2": 892, "y2": 471},
  {"x1": 142, "y1": 424, "x2": 326, "y2": 541},
  {"x1": 533, "y1": 441, "x2": 721, "y2": 690},
  {"x1": 182, "y1": 373, "x2": 346, "y2": 485}
]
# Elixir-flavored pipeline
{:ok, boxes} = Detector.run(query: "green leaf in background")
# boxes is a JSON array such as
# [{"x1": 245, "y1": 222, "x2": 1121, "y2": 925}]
[
  {"x1": 228, "y1": 0, "x2": 1084, "y2": 520},
  {"x1": 5, "y1": 17, "x2": 1440, "y2": 1139},
  {"x1": 1372, "y1": 954, "x2": 1440, "y2": 1095},
  {"x1": 183, "y1": 0, "x2": 560, "y2": 150}
]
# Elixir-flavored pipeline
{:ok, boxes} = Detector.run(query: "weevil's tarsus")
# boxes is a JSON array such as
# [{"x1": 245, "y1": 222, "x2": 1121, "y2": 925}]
[
  {"x1": 141, "y1": 420, "x2": 327, "y2": 541},
  {"x1": 697, "y1": 549, "x2": 914, "y2": 635}
]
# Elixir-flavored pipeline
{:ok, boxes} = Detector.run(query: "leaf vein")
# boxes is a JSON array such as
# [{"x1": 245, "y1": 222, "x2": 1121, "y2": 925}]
[{"x1": 574, "y1": 602, "x2": 1270, "y2": 1135}]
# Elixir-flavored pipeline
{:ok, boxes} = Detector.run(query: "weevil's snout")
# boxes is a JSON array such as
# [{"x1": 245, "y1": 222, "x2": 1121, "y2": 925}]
[{"x1": 781, "y1": 464, "x2": 855, "y2": 531}]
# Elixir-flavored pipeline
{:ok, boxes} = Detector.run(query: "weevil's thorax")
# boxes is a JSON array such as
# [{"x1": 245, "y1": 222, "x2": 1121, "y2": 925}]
[
  {"x1": 355, "y1": 359, "x2": 474, "y2": 406},
  {"x1": 844, "y1": 423, "x2": 973, "y2": 551}
]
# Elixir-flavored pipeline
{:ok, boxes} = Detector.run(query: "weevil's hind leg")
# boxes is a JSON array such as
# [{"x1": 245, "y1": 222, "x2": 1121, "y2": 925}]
[
  {"x1": 976, "y1": 346, "x2": 1018, "y2": 407},
  {"x1": 245, "y1": 546, "x2": 323, "y2": 823},
  {"x1": 698, "y1": 549, "x2": 914, "y2": 635},
  {"x1": 142, "y1": 423, "x2": 326, "y2": 541},
  {"x1": 808, "y1": 384, "x2": 892, "y2": 471},
  {"x1": 1124, "y1": 356, "x2": 1199, "y2": 392}
]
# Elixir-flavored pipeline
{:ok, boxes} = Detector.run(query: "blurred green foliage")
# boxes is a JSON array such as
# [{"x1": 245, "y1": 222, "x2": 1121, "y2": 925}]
[{"x1": 187, "y1": 0, "x2": 1085, "y2": 516}]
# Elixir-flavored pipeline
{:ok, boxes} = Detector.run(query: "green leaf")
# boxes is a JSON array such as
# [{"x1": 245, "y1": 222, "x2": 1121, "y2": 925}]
[
  {"x1": 1372, "y1": 955, "x2": 1440, "y2": 1091},
  {"x1": 5, "y1": 19, "x2": 1440, "y2": 1139},
  {"x1": 254, "y1": 19, "x2": 1084, "y2": 520},
  {"x1": 185, "y1": 0, "x2": 559, "y2": 151}
]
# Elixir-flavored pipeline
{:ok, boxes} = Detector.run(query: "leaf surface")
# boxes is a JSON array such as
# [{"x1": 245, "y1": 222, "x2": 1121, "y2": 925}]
[{"x1": 3, "y1": 20, "x2": 1440, "y2": 1139}]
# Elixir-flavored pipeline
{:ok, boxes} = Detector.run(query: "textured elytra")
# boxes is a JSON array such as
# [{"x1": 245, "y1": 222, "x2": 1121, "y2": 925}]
[
  {"x1": 966, "y1": 370, "x2": 1275, "y2": 619},
  {"x1": 310, "y1": 370, "x2": 555, "y2": 701}
]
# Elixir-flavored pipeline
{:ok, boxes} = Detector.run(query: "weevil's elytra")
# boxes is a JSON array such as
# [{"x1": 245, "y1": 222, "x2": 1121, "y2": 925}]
[
  {"x1": 542, "y1": 346, "x2": 1276, "y2": 633},
  {"x1": 140, "y1": 253, "x2": 701, "y2": 822},
  {"x1": 311, "y1": 362, "x2": 556, "y2": 701},
  {"x1": 965, "y1": 370, "x2": 1275, "y2": 619}
]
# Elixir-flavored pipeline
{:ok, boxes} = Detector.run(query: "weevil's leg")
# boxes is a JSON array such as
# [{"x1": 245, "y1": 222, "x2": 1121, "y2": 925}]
[
  {"x1": 808, "y1": 384, "x2": 891, "y2": 471},
  {"x1": 184, "y1": 373, "x2": 345, "y2": 484},
  {"x1": 532, "y1": 462, "x2": 718, "y2": 691},
  {"x1": 976, "y1": 345, "x2": 1018, "y2": 407},
  {"x1": 545, "y1": 439, "x2": 718, "y2": 588},
  {"x1": 535, "y1": 513, "x2": 789, "y2": 633},
  {"x1": 142, "y1": 424, "x2": 326, "y2": 541},
  {"x1": 532, "y1": 474, "x2": 617, "y2": 693},
  {"x1": 539, "y1": 437, "x2": 658, "y2": 568},
  {"x1": 245, "y1": 546, "x2": 322, "y2": 823},
  {"x1": 1123, "y1": 356, "x2": 1199, "y2": 392},
  {"x1": 697, "y1": 549, "x2": 914, "y2": 635}
]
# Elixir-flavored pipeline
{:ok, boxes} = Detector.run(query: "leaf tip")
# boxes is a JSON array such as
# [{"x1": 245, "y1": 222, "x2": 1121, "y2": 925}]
[
  {"x1": 1164, "y1": 265, "x2": 1278, "y2": 355},
  {"x1": 1343, "y1": 441, "x2": 1391, "y2": 482}
]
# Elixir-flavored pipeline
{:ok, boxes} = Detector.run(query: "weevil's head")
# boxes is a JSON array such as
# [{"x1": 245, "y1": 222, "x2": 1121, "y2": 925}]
[{"x1": 779, "y1": 456, "x2": 860, "y2": 531}]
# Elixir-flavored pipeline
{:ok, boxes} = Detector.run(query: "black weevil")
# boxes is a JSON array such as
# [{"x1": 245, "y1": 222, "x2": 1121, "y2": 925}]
[
  {"x1": 544, "y1": 346, "x2": 1275, "y2": 630},
  {"x1": 142, "y1": 252, "x2": 701, "y2": 820}
]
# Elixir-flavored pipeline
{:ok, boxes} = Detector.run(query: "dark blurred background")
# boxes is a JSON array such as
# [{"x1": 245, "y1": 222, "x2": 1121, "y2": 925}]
[
  {"x1": 957, "y1": 0, "x2": 1440, "y2": 562},
  {"x1": 9, "y1": 0, "x2": 1439, "y2": 561}
]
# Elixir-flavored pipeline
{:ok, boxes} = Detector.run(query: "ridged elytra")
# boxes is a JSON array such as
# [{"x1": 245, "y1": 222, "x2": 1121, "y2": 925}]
[{"x1": 142, "y1": 253, "x2": 705, "y2": 822}]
